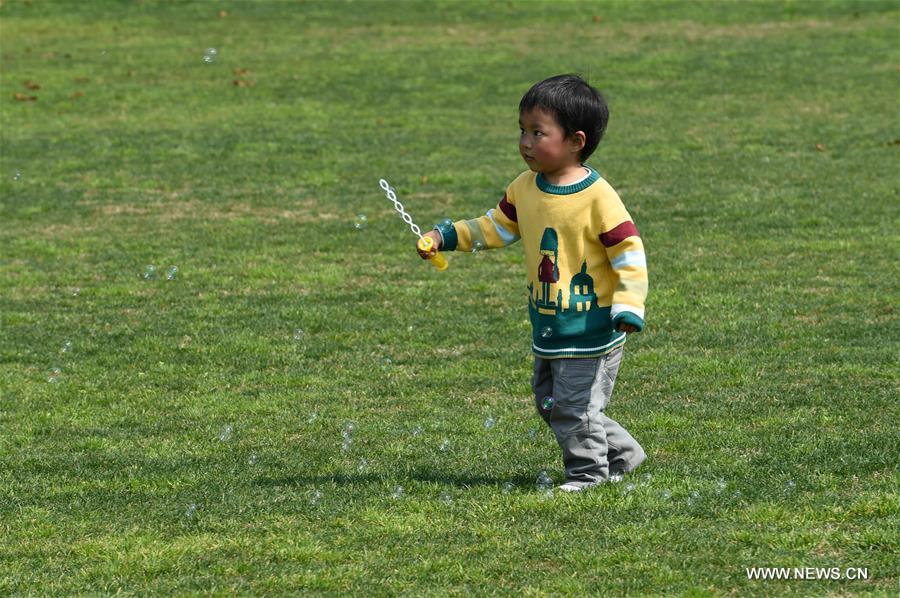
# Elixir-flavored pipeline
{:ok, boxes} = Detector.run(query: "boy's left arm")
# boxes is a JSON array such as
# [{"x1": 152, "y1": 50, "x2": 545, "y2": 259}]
[{"x1": 600, "y1": 216, "x2": 648, "y2": 333}]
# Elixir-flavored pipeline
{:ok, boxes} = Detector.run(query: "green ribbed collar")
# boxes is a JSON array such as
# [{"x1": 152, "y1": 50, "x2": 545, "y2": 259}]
[{"x1": 536, "y1": 165, "x2": 600, "y2": 195}]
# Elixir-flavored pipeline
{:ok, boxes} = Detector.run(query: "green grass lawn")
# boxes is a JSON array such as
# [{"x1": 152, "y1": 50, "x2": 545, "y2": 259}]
[{"x1": 1, "y1": 0, "x2": 898, "y2": 594}]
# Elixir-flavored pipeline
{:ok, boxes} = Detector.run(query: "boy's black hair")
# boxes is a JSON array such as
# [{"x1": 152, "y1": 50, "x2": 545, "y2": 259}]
[{"x1": 519, "y1": 74, "x2": 609, "y2": 162}]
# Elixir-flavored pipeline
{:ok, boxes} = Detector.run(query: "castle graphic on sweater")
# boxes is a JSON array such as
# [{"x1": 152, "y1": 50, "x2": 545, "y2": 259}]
[{"x1": 436, "y1": 167, "x2": 648, "y2": 359}]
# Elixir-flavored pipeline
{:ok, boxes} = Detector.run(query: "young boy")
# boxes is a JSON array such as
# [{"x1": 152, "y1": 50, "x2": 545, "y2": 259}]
[{"x1": 417, "y1": 74, "x2": 647, "y2": 492}]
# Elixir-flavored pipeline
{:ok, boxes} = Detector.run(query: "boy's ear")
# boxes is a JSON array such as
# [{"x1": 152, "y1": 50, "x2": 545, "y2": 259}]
[{"x1": 570, "y1": 130, "x2": 587, "y2": 153}]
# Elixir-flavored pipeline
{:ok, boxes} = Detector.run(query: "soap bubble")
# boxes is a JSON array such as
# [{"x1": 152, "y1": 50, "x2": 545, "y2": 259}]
[
  {"x1": 354, "y1": 214, "x2": 368, "y2": 229},
  {"x1": 202, "y1": 48, "x2": 218, "y2": 63},
  {"x1": 411, "y1": 425, "x2": 423, "y2": 436},
  {"x1": 686, "y1": 490, "x2": 700, "y2": 506},
  {"x1": 293, "y1": 328, "x2": 305, "y2": 342},
  {"x1": 60, "y1": 341, "x2": 72, "y2": 354},
  {"x1": 247, "y1": 453, "x2": 258, "y2": 466},
  {"x1": 391, "y1": 485, "x2": 405, "y2": 499},
  {"x1": 541, "y1": 396, "x2": 554, "y2": 411},
  {"x1": 142, "y1": 265, "x2": 157, "y2": 280},
  {"x1": 439, "y1": 438, "x2": 450, "y2": 452},
  {"x1": 185, "y1": 503, "x2": 197, "y2": 519},
  {"x1": 439, "y1": 491, "x2": 453, "y2": 504},
  {"x1": 47, "y1": 367, "x2": 62, "y2": 383},
  {"x1": 13, "y1": 171, "x2": 21, "y2": 181},
  {"x1": 166, "y1": 266, "x2": 178, "y2": 281},
  {"x1": 309, "y1": 490, "x2": 323, "y2": 505},
  {"x1": 471, "y1": 240, "x2": 484, "y2": 253},
  {"x1": 784, "y1": 479, "x2": 796, "y2": 494},
  {"x1": 641, "y1": 472, "x2": 653, "y2": 484},
  {"x1": 307, "y1": 411, "x2": 318, "y2": 424},
  {"x1": 536, "y1": 470, "x2": 552, "y2": 490},
  {"x1": 341, "y1": 439, "x2": 353, "y2": 452},
  {"x1": 341, "y1": 421, "x2": 356, "y2": 438},
  {"x1": 715, "y1": 479, "x2": 727, "y2": 494},
  {"x1": 502, "y1": 482, "x2": 514, "y2": 493},
  {"x1": 527, "y1": 428, "x2": 538, "y2": 440},
  {"x1": 624, "y1": 483, "x2": 636, "y2": 493},
  {"x1": 380, "y1": 356, "x2": 393, "y2": 369},
  {"x1": 608, "y1": 472, "x2": 623, "y2": 484},
  {"x1": 357, "y1": 459, "x2": 368, "y2": 472},
  {"x1": 483, "y1": 417, "x2": 495, "y2": 429},
  {"x1": 72, "y1": 287, "x2": 81, "y2": 297},
  {"x1": 540, "y1": 326, "x2": 553, "y2": 338},
  {"x1": 219, "y1": 424, "x2": 233, "y2": 442},
  {"x1": 437, "y1": 218, "x2": 453, "y2": 229},
  {"x1": 659, "y1": 489, "x2": 671, "y2": 500}
]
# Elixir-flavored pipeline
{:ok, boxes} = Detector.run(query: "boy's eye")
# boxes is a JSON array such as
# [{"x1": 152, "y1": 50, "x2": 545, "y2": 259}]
[{"x1": 534, "y1": 131, "x2": 543, "y2": 137}]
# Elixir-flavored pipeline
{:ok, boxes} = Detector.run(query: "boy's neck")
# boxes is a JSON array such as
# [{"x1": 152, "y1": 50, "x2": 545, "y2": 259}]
[{"x1": 541, "y1": 164, "x2": 589, "y2": 186}]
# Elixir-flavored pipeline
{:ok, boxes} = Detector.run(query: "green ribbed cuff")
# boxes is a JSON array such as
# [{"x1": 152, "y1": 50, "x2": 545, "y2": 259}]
[
  {"x1": 613, "y1": 311, "x2": 644, "y2": 332},
  {"x1": 435, "y1": 220, "x2": 458, "y2": 251}
]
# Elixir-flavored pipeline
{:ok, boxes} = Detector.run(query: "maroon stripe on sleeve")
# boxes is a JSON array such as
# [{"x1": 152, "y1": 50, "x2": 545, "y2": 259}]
[
  {"x1": 599, "y1": 220, "x2": 640, "y2": 247},
  {"x1": 498, "y1": 194, "x2": 517, "y2": 222}
]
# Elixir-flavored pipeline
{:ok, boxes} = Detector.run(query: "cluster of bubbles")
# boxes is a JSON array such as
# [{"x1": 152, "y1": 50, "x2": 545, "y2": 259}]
[
  {"x1": 219, "y1": 424, "x2": 234, "y2": 442},
  {"x1": 535, "y1": 470, "x2": 554, "y2": 498},
  {"x1": 142, "y1": 265, "x2": 179, "y2": 281},
  {"x1": 341, "y1": 421, "x2": 356, "y2": 452},
  {"x1": 182, "y1": 409, "x2": 788, "y2": 518},
  {"x1": 13, "y1": 171, "x2": 22, "y2": 181},
  {"x1": 47, "y1": 340, "x2": 74, "y2": 383},
  {"x1": 47, "y1": 367, "x2": 62, "y2": 384},
  {"x1": 203, "y1": 48, "x2": 218, "y2": 64}
]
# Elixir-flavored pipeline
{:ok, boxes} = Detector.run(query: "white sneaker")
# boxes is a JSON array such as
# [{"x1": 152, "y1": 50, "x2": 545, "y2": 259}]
[{"x1": 557, "y1": 482, "x2": 598, "y2": 492}]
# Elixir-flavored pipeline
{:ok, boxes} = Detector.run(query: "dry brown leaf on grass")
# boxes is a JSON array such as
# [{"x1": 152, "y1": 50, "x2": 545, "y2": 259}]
[
  {"x1": 233, "y1": 79, "x2": 254, "y2": 88},
  {"x1": 70, "y1": 91, "x2": 85, "y2": 99},
  {"x1": 218, "y1": 9, "x2": 228, "y2": 18},
  {"x1": 233, "y1": 67, "x2": 251, "y2": 75},
  {"x1": 815, "y1": 143, "x2": 826, "y2": 151},
  {"x1": 14, "y1": 93, "x2": 37, "y2": 101},
  {"x1": 24, "y1": 80, "x2": 40, "y2": 90}
]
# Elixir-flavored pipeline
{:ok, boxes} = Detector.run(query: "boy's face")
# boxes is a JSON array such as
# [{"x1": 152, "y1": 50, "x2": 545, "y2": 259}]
[{"x1": 518, "y1": 107, "x2": 584, "y2": 175}]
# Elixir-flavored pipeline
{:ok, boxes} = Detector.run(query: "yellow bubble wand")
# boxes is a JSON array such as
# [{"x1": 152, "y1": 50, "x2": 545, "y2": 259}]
[{"x1": 378, "y1": 178, "x2": 448, "y2": 271}]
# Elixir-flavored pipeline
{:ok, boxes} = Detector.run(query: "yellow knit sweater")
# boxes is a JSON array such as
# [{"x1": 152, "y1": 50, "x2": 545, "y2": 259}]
[{"x1": 437, "y1": 167, "x2": 648, "y2": 358}]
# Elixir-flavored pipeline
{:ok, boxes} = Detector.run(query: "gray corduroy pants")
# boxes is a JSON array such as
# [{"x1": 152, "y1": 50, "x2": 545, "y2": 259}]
[{"x1": 533, "y1": 346, "x2": 645, "y2": 486}]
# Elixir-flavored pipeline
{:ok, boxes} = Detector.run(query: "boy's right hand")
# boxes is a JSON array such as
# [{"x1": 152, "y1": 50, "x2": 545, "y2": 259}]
[{"x1": 417, "y1": 229, "x2": 442, "y2": 259}]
